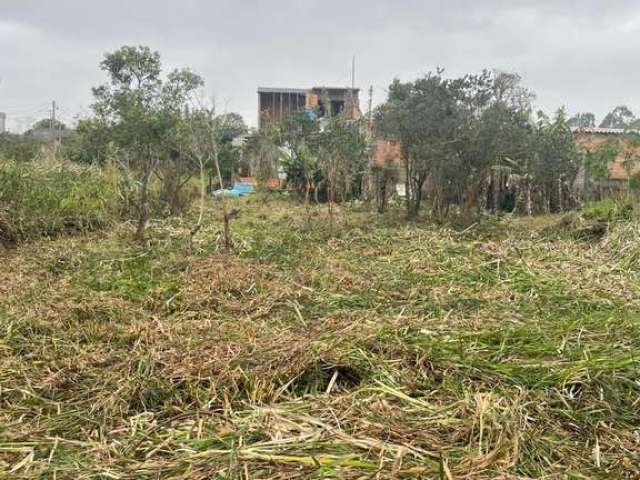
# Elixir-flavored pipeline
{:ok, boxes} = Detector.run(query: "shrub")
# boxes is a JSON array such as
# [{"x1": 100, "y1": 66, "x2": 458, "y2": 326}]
[
  {"x1": 629, "y1": 171, "x2": 640, "y2": 195},
  {"x1": 0, "y1": 156, "x2": 119, "y2": 243},
  {"x1": 581, "y1": 197, "x2": 635, "y2": 223},
  {"x1": 0, "y1": 133, "x2": 46, "y2": 163}
]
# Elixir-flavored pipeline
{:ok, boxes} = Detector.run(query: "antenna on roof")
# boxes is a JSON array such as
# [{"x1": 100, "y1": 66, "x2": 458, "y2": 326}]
[{"x1": 351, "y1": 56, "x2": 356, "y2": 89}]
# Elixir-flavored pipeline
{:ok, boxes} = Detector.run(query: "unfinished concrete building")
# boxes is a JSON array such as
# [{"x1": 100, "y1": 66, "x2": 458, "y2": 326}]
[{"x1": 257, "y1": 86, "x2": 361, "y2": 128}]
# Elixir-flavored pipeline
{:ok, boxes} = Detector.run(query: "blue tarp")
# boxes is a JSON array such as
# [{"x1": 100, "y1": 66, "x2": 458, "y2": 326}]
[{"x1": 212, "y1": 182, "x2": 254, "y2": 198}]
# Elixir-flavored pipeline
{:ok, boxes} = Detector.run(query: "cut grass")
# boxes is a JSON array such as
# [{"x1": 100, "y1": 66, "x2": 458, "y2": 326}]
[{"x1": 1, "y1": 196, "x2": 639, "y2": 478}]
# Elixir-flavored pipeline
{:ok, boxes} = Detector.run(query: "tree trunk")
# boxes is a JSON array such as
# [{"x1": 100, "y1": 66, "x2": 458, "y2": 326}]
[
  {"x1": 558, "y1": 176, "x2": 563, "y2": 212},
  {"x1": 462, "y1": 178, "x2": 482, "y2": 224},
  {"x1": 189, "y1": 156, "x2": 207, "y2": 252},
  {"x1": 304, "y1": 176, "x2": 312, "y2": 221},
  {"x1": 377, "y1": 178, "x2": 387, "y2": 213},
  {"x1": 327, "y1": 171, "x2": 335, "y2": 224},
  {"x1": 413, "y1": 182, "x2": 423, "y2": 217},
  {"x1": 213, "y1": 149, "x2": 233, "y2": 250},
  {"x1": 134, "y1": 168, "x2": 152, "y2": 242},
  {"x1": 405, "y1": 159, "x2": 412, "y2": 218},
  {"x1": 492, "y1": 170, "x2": 500, "y2": 213},
  {"x1": 408, "y1": 176, "x2": 424, "y2": 218}
]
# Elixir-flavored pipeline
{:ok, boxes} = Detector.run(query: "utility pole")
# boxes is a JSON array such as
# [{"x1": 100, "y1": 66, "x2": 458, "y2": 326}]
[
  {"x1": 351, "y1": 56, "x2": 356, "y2": 90},
  {"x1": 367, "y1": 85, "x2": 373, "y2": 139},
  {"x1": 50, "y1": 100, "x2": 62, "y2": 145},
  {"x1": 50, "y1": 100, "x2": 57, "y2": 130}
]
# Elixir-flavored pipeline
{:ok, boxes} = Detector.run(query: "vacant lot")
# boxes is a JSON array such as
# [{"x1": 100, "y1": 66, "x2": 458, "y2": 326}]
[{"x1": 1, "y1": 197, "x2": 639, "y2": 479}]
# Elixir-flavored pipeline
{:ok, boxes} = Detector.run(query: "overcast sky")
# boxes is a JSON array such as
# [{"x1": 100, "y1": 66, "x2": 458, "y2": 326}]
[{"x1": 1, "y1": 0, "x2": 639, "y2": 131}]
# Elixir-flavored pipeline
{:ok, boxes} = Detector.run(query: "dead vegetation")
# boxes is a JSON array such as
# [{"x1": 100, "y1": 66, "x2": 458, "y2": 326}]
[{"x1": 1, "y1": 196, "x2": 639, "y2": 478}]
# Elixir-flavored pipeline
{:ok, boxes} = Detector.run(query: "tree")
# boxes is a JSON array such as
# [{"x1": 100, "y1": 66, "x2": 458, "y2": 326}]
[
  {"x1": 66, "y1": 118, "x2": 113, "y2": 165},
  {"x1": 213, "y1": 112, "x2": 247, "y2": 187},
  {"x1": 214, "y1": 112, "x2": 247, "y2": 142},
  {"x1": 181, "y1": 105, "x2": 245, "y2": 250},
  {"x1": 582, "y1": 138, "x2": 618, "y2": 200},
  {"x1": 375, "y1": 70, "x2": 534, "y2": 220},
  {"x1": 529, "y1": 109, "x2": 581, "y2": 213},
  {"x1": 243, "y1": 125, "x2": 283, "y2": 187},
  {"x1": 567, "y1": 112, "x2": 596, "y2": 129},
  {"x1": 375, "y1": 71, "x2": 462, "y2": 218},
  {"x1": 458, "y1": 81, "x2": 584, "y2": 216},
  {"x1": 27, "y1": 118, "x2": 67, "y2": 133},
  {"x1": 454, "y1": 71, "x2": 532, "y2": 220},
  {"x1": 369, "y1": 154, "x2": 398, "y2": 214},
  {"x1": 89, "y1": 45, "x2": 203, "y2": 240},
  {"x1": 280, "y1": 109, "x2": 321, "y2": 204},
  {"x1": 620, "y1": 133, "x2": 640, "y2": 182},
  {"x1": 316, "y1": 112, "x2": 367, "y2": 218},
  {"x1": 599, "y1": 106, "x2": 635, "y2": 129}
]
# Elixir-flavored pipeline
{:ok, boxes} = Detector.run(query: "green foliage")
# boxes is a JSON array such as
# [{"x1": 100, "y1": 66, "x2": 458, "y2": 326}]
[
  {"x1": 280, "y1": 110, "x2": 321, "y2": 198},
  {"x1": 216, "y1": 142, "x2": 237, "y2": 185},
  {"x1": 375, "y1": 70, "x2": 466, "y2": 216},
  {"x1": 86, "y1": 45, "x2": 204, "y2": 237},
  {"x1": 0, "y1": 157, "x2": 119, "y2": 243},
  {"x1": 567, "y1": 112, "x2": 595, "y2": 129},
  {"x1": 25, "y1": 118, "x2": 67, "y2": 134},
  {"x1": 280, "y1": 143, "x2": 321, "y2": 194},
  {"x1": 214, "y1": 112, "x2": 247, "y2": 143},
  {"x1": 375, "y1": 71, "x2": 587, "y2": 218},
  {"x1": 0, "y1": 133, "x2": 46, "y2": 162},
  {"x1": 244, "y1": 125, "x2": 283, "y2": 185},
  {"x1": 376, "y1": 70, "x2": 538, "y2": 218},
  {"x1": 582, "y1": 197, "x2": 635, "y2": 223},
  {"x1": 316, "y1": 115, "x2": 368, "y2": 203},
  {"x1": 620, "y1": 132, "x2": 640, "y2": 178},
  {"x1": 91, "y1": 46, "x2": 204, "y2": 162},
  {"x1": 3, "y1": 199, "x2": 640, "y2": 477},
  {"x1": 584, "y1": 138, "x2": 618, "y2": 183},
  {"x1": 526, "y1": 109, "x2": 582, "y2": 212},
  {"x1": 63, "y1": 119, "x2": 114, "y2": 164},
  {"x1": 276, "y1": 105, "x2": 367, "y2": 204},
  {"x1": 177, "y1": 105, "x2": 248, "y2": 196},
  {"x1": 72, "y1": 238, "x2": 180, "y2": 301},
  {"x1": 629, "y1": 171, "x2": 640, "y2": 194},
  {"x1": 370, "y1": 157, "x2": 399, "y2": 213},
  {"x1": 599, "y1": 105, "x2": 635, "y2": 129},
  {"x1": 212, "y1": 113, "x2": 247, "y2": 186}
]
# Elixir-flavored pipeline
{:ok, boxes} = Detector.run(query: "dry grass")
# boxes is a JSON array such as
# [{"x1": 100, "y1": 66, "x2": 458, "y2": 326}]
[{"x1": 1, "y1": 195, "x2": 639, "y2": 479}]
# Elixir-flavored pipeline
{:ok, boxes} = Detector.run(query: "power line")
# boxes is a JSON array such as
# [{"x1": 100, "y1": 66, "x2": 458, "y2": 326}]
[
  {"x1": 0, "y1": 102, "x2": 50, "y2": 112},
  {"x1": 1, "y1": 107, "x2": 50, "y2": 116}
]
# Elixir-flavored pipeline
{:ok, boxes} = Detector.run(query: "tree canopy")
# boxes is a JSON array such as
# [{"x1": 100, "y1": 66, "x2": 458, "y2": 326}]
[
  {"x1": 28, "y1": 118, "x2": 67, "y2": 132},
  {"x1": 567, "y1": 112, "x2": 596, "y2": 129},
  {"x1": 88, "y1": 45, "x2": 204, "y2": 239},
  {"x1": 375, "y1": 70, "x2": 581, "y2": 218},
  {"x1": 599, "y1": 105, "x2": 635, "y2": 129}
]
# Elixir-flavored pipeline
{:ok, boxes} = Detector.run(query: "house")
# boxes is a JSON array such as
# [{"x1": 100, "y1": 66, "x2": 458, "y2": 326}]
[
  {"x1": 257, "y1": 86, "x2": 361, "y2": 128},
  {"x1": 572, "y1": 127, "x2": 640, "y2": 189},
  {"x1": 370, "y1": 139, "x2": 406, "y2": 196}
]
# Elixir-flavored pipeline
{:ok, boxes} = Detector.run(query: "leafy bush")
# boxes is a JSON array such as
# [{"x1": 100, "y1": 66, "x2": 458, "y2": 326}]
[
  {"x1": 0, "y1": 156, "x2": 119, "y2": 243},
  {"x1": 629, "y1": 171, "x2": 640, "y2": 195},
  {"x1": 581, "y1": 197, "x2": 635, "y2": 223},
  {"x1": 0, "y1": 133, "x2": 47, "y2": 162}
]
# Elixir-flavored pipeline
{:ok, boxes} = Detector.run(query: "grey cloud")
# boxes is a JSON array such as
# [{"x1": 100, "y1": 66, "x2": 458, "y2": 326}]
[{"x1": 1, "y1": 0, "x2": 640, "y2": 130}]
